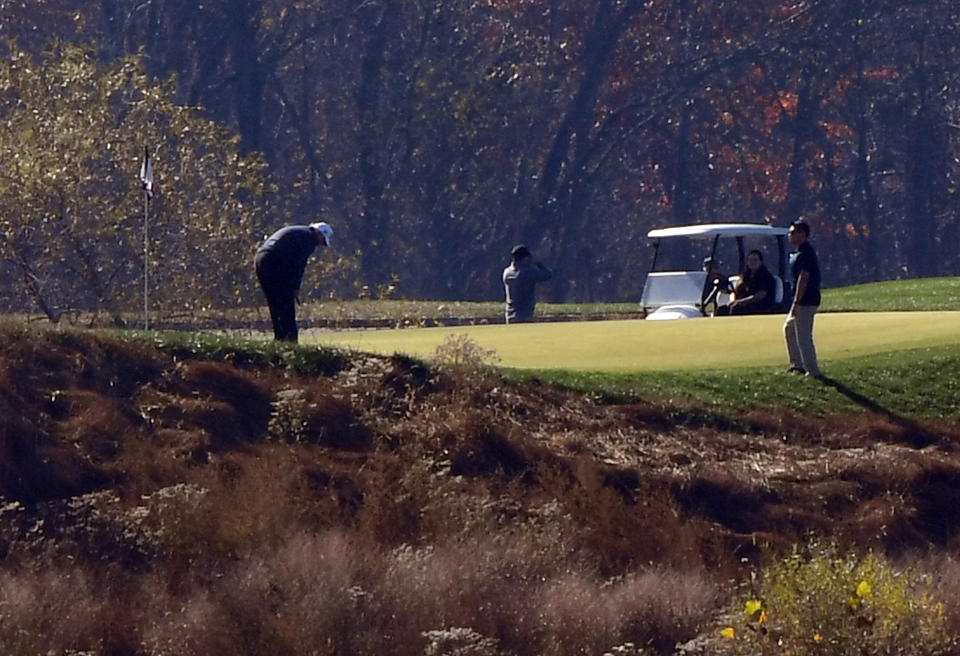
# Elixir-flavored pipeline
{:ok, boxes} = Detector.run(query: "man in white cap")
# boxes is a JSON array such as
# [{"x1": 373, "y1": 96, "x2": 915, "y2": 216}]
[{"x1": 254, "y1": 222, "x2": 333, "y2": 341}]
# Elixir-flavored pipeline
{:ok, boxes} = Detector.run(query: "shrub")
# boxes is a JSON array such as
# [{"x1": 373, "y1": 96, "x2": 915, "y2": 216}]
[
  {"x1": 603, "y1": 644, "x2": 652, "y2": 656},
  {"x1": 134, "y1": 483, "x2": 213, "y2": 557},
  {"x1": 723, "y1": 544, "x2": 954, "y2": 655},
  {"x1": 422, "y1": 627, "x2": 506, "y2": 656},
  {"x1": 268, "y1": 388, "x2": 311, "y2": 443},
  {"x1": 432, "y1": 334, "x2": 500, "y2": 372}
]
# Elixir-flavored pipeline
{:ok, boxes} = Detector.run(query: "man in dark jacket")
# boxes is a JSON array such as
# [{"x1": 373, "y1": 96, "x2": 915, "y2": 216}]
[
  {"x1": 503, "y1": 244, "x2": 552, "y2": 323},
  {"x1": 255, "y1": 222, "x2": 333, "y2": 342},
  {"x1": 784, "y1": 220, "x2": 821, "y2": 377}
]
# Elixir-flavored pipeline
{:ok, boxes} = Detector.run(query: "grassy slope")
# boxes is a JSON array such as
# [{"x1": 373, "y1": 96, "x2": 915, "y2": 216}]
[
  {"x1": 513, "y1": 342, "x2": 960, "y2": 422},
  {"x1": 118, "y1": 322, "x2": 959, "y2": 422},
  {"x1": 307, "y1": 323, "x2": 960, "y2": 421},
  {"x1": 822, "y1": 276, "x2": 960, "y2": 312},
  {"x1": 301, "y1": 281, "x2": 960, "y2": 423}
]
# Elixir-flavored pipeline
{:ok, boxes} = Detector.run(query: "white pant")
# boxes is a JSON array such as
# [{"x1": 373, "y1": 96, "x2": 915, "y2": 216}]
[{"x1": 784, "y1": 305, "x2": 819, "y2": 376}]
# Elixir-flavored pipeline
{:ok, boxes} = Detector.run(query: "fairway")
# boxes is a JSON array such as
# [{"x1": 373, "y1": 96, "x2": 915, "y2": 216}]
[{"x1": 307, "y1": 311, "x2": 960, "y2": 372}]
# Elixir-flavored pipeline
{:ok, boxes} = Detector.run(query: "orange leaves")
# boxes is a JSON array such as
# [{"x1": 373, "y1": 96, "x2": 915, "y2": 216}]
[
  {"x1": 865, "y1": 68, "x2": 900, "y2": 81},
  {"x1": 822, "y1": 121, "x2": 853, "y2": 141},
  {"x1": 778, "y1": 90, "x2": 799, "y2": 117},
  {"x1": 760, "y1": 92, "x2": 797, "y2": 133}
]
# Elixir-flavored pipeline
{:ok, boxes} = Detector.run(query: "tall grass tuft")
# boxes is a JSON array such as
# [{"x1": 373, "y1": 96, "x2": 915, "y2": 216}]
[
  {"x1": 433, "y1": 333, "x2": 501, "y2": 372},
  {"x1": 0, "y1": 566, "x2": 106, "y2": 655}
]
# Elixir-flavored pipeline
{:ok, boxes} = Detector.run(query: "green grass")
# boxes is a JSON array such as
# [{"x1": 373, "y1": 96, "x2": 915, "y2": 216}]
[
  {"x1": 308, "y1": 311, "x2": 960, "y2": 372},
  {"x1": 304, "y1": 306, "x2": 960, "y2": 423},
  {"x1": 117, "y1": 328, "x2": 351, "y2": 376},
  {"x1": 508, "y1": 342, "x2": 960, "y2": 422},
  {"x1": 820, "y1": 276, "x2": 960, "y2": 312},
  {"x1": 11, "y1": 276, "x2": 960, "y2": 426},
  {"x1": 300, "y1": 299, "x2": 640, "y2": 322}
]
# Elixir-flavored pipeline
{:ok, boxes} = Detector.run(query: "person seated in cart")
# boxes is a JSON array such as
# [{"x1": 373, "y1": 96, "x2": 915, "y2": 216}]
[
  {"x1": 640, "y1": 222, "x2": 790, "y2": 320},
  {"x1": 719, "y1": 249, "x2": 777, "y2": 315},
  {"x1": 701, "y1": 257, "x2": 733, "y2": 315}
]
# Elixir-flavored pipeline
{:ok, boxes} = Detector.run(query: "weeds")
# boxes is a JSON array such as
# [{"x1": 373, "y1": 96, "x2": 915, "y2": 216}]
[
  {"x1": 433, "y1": 333, "x2": 501, "y2": 372},
  {"x1": 603, "y1": 644, "x2": 651, "y2": 656},
  {"x1": 423, "y1": 627, "x2": 506, "y2": 656},
  {"x1": 133, "y1": 330, "x2": 351, "y2": 376},
  {"x1": 723, "y1": 544, "x2": 954, "y2": 655},
  {"x1": 268, "y1": 389, "x2": 311, "y2": 443}
]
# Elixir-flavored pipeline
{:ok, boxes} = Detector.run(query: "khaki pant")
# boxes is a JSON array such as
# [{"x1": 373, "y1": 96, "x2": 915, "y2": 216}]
[{"x1": 784, "y1": 305, "x2": 819, "y2": 376}]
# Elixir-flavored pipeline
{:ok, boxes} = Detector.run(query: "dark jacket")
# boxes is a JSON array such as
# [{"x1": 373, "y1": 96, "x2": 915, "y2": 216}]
[
  {"x1": 503, "y1": 261, "x2": 552, "y2": 323},
  {"x1": 790, "y1": 242, "x2": 821, "y2": 306},
  {"x1": 255, "y1": 226, "x2": 320, "y2": 290}
]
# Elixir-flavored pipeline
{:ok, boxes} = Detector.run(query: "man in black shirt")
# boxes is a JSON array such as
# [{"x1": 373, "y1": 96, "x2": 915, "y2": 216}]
[
  {"x1": 783, "y1": 220, "x2": 821, "y2": 377},
  {"x1": 255, "y1": 222, "x2": 333, "y2": 342}
]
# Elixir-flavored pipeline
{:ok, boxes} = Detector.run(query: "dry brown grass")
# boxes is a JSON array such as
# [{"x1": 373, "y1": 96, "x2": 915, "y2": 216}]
[
  {"x1": 1, "y1": 327, "x2": 960, "y2": 654},
  {"x1": 0, "y1": 526, "x2": 719, "y2": 656}
]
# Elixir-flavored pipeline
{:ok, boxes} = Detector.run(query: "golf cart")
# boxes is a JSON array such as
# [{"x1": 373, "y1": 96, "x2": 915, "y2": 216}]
[{"x1": 640, "y1": 223, "x2": 790, "y2": 320}]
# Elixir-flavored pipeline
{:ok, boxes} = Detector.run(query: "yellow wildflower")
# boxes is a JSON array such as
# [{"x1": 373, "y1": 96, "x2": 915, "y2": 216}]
[{"x1": 721, "y1": 627, "x2": 736, "y2": 639}]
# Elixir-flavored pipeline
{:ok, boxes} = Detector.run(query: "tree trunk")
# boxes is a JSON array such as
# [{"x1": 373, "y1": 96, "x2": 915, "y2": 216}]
[
  {"x1": 820, "y1": 138, "x2": 854, "y2": 279},
  {"x1": 226, "y1": 0, "x2": 265, "y2": 155},
  {"x1": 14, "y1": 261, "x2": 62, "y2": 324},
  {"x1": 526, "y1": 0, "x2": 643, "y2": 301},
  {"x1": 906, "y1": 105, "x2": 937, "y2": 277},
  {"x1": 905, "y1": 30, "x2": 939, "y2": 279},
  {"x1": 526, "y1": 0, "x2": 638, "y2": 249},
  {"x1": 782, "y1": 68, "x2": 817, "y2": 224},
  {"x1": 851, "y1": 62, "x2": 881, "y2": 280},
  {"x1": 672, "y1": 108, "x2": 694, "y2": 224},
  {"x1": 356, "y1": 1, "x2": 395, "y2": 294}
]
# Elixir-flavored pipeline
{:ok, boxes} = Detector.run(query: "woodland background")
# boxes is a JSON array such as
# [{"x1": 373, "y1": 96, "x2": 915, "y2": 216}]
[{"x1": 1, "y1": 0, "x2": 959, "y2": 322}]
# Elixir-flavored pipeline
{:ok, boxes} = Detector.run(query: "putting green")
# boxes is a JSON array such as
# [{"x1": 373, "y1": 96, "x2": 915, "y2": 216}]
[{"x1": 305, "y1": 311, "x2": 960, "y2": 372}]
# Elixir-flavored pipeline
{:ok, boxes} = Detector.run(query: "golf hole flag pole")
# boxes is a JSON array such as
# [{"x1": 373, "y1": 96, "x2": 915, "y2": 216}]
[{"x1": 139, "y1": 147, "x2": 154, "y2": 330}]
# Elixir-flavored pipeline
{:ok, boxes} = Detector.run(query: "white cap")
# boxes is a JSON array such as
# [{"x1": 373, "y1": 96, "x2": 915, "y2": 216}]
[{"x1": 310, "y1": 222, "x2": 333, "y2": 246}]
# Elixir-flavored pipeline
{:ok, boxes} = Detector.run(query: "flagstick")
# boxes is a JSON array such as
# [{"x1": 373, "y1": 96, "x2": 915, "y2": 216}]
[
  {"x1": 139, "y1": 146, "x2": 154, "y2": 330},
  {"x1": 143, "y1": 189, "x2": 149, "y2": 330}
]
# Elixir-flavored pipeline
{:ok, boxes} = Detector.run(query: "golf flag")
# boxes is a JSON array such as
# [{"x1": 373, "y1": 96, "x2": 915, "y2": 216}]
[{"x1": 139, "y1": 147, "x2": 154, "y2": 198}]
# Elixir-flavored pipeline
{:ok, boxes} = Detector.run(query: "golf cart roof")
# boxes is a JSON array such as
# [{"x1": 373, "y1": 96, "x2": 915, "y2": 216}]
[{"x1": 647, "y1": 223, "x2": 789, "y2": 239}]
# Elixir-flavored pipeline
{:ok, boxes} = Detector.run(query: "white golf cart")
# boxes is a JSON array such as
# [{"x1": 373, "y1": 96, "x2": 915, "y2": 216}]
[{"x1": 640, "y1": 223, "x2": 790, "y2": 320}]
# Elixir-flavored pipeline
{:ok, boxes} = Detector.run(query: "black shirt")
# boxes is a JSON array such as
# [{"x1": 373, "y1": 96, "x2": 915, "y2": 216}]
[
  {"x1": 256, "y1": 225, "x2": 320, "y2": 287},
  {"x1": 790, "y1": 241, "x2": 821, "y2": 306},
  {"x1": 735, "y1": 265, "x2": 777, "y2": 309}
]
